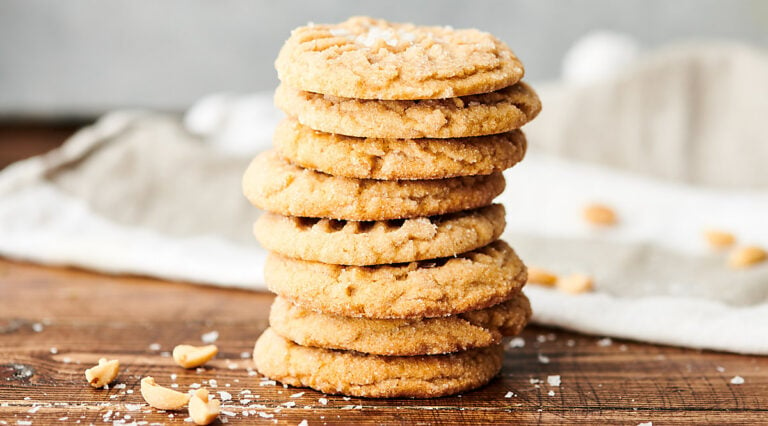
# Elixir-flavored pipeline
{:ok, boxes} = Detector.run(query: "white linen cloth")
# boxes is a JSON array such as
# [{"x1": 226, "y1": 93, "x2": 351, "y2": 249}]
[{"x1": 1, "y1": 41, "x2": 767, "y2": 354}]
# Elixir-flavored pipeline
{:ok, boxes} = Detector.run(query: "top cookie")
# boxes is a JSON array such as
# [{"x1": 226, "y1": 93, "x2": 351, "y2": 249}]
[{"x1": 275, "y1": 16, "x2": 524, "y2": 100}]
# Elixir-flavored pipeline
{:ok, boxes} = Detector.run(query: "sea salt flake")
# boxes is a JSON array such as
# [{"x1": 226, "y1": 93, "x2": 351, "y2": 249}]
[
  {"x1": 290, "y1": 392, "x2": 305, "y2": 398},
  {"x1": 508, "y1": 337, "x2": 525, "y2": 348},
  {"x1": 259, "y1": 380, "x2": 276, "y2": 386},
  {"x1": 547, "y1": 375, "x2": 561, "y2": 387},
  {"x1": 27, "y1": 406, "x2": 40, "y2": 414},
  {"x1": 548, "y1": 390, "x2": 555, "y2": 396},
  {"x1": 282, "y1": 401, "x2": 296, "y2": 408},
  {"x1": 148, "y1": 343, "x2": 161, "y2": 351},
  {"x1": 218, "y1": 391, "x2": 232, "y2": 401},
  {"x1": 538, "y1": 354, "x2": 550, "y2": 364},
  {"x1": 637, "y1": 422, "x2": 652, "y2": 426},
  {"x1": 504, "y1": 391, "x2": 514, "y2": 398},
  {"x1": 716, "y1": 366, "x2": 725, "y2": 373},
  {"x1": 124, "y1": 404, "x2": 143, "y2": 412},
  {"x1": 240, "y1": 352, "x2": 251, "y2": 359},
  {"x1": 257, "y1": 412, "x2": 274, "y2": 418},
  {"x1": 298, "y1": 420, "x2": 308, "y2": 426},
  {"x1": 597, "y1": 338, "x2": 613, "y2": 347},
  {"x1": 318, "y1": 398, "x2": 328, "y2": 405},
  {"x1": 201, "y1": 330, "x2": 219, "y2": 344},
  {"x1": 32, "y1": 323, "x2": 44, "y2": 332},
  {"x1": 731, "y1": 376, "x2": 745, "y2": 385},
  {"x1": 49, "y1": 347, "x2": 58, "y2": 354}
]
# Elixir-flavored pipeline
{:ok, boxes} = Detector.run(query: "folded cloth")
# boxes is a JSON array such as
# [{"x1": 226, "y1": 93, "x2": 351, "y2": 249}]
[{"x1": 0, "y1": 42, "x2": 766, "y2": 354}]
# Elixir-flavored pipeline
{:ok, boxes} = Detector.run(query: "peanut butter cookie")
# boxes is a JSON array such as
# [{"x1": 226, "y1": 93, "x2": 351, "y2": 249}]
[
  {"x1": 253, "y1": 328, "x2": 503, "y2": 398},
  {"x1": 243, "y1": 150, "x2": 505, "y2": 220},
  {"x1": 273, "y1": 118, "x2": 527, "y2": 180},
  {"x1": 274, "y1": 82, "x2": 541, "y2": 139},
  {"x1": 254, "y1": 204, "x2": 506, "y2": 266},
  {"x1": 269, "y1": 294, "x2": 531, "y2": 356},
  {"x1": 265, "y1": 240, "x2": 525, "y2": 318},
  {"x1": 275, "y1": 16, "x2": 524, "y2": 100}
]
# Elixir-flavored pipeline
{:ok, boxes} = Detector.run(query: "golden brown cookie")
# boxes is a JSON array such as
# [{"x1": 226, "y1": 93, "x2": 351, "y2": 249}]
[
  {"x1": 269, "y1": 294, "x2": 531, "y2": 356},
  {"x1": 265, "y1": 240, "x2": 525, "y2": 318},
  {"x1": 254, "y1": 204, "x2": 506, "y2": 266},
  {"x1": 243, "y1": 150, "x2": 505, "y2": 220},
  {"x1": 275, "y1": 16, "x2": 524, "y2": 100},
  {"x1": 274, "y1": 82, "x2": 541, "y2": 139},
  {"x1": 253, "y1": 328, "x2": 503, "y2": 398},
  {"x1": 273, "y1": 118, "x2": 527, "y2": 180}
]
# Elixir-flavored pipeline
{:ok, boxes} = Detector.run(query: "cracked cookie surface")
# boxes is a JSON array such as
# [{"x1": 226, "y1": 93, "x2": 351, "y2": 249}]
[
  {"x1": 273, "y1": 118, "x2": 527, "y2": 180},
  {"x1": 253, "y1": 328, "x2": 503, "y2": 398},
  {"x1": 275, "y1": 16, "x2": 524, "y2": 100},
  {"x1": 269, "y1": 293, "x2": 531, "y2": 356},
  {"x1": 243, "y1": 150, "x2": 505, "y2": 220},
  {"x1": 265, "y1": 239, "x2": 525, "y2": 317},
  {"x1": 274, "y1": 81, "x2": 541, "y2": 139},
  {"x1": 254, "y1": 204, "x2": 506, "y2": 266}
]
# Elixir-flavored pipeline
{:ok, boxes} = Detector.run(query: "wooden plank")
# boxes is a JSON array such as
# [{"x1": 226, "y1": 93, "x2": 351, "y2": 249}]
[{"x1": 1, "y1": 259, "x2": 766, "y2": 425}]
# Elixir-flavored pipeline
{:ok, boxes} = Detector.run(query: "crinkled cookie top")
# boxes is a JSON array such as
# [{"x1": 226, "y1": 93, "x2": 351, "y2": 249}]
[{"x1": 275, "y1": 16, "x2": 524, "y2": 100}]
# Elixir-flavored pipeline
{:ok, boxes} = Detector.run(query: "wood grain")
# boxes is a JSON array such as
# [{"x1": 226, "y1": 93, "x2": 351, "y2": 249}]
[{"x1": 1, "y1": 259, "x2": 766, "y2": 425}]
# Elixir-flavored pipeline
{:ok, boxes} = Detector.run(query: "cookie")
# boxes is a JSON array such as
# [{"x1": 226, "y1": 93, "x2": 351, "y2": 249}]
[
  {"x1": 254, "y1": 204, "x2": 506, "y2": 266},
  {"x1": 269, "y1": 294, "x2": 531, "y2": 356},
  {"x1": 274, "y1": 81, "x2": 541, "y2": 139},
  {"x1": 243, "y1": 150, "x2": 505, "y2": 220},
  {"x1": 253, "y1": 328, "x2": 503, "y2": 398},
  {"x1": 273, "y1": 118, "x2": 527, "y2": 180},
  {"x1": 265, "y1": 240, "x2": 525, "y2": 318},
  {"x1": 275, "y1": 16, "x2": 524, "y2": 100}
]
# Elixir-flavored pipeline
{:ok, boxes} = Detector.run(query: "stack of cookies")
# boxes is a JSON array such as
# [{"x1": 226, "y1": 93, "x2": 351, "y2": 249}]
[{"x1": 243, "y1": 17, "x2": 541, "y2": 398}]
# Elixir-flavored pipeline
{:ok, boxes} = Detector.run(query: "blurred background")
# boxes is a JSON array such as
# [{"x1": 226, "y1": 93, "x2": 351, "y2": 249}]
[{"x1": 1, "y1": 0, "x2": 767, "y2": 119}]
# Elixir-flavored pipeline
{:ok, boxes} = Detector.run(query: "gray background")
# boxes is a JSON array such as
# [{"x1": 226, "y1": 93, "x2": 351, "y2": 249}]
[{"x1": 1, "y1": 0, "x2": 767, "y2": 118}]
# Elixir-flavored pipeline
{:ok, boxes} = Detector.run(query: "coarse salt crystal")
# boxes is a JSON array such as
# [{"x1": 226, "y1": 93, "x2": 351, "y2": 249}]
[
  {"x1": 548, "y1": 390, "x2": 555, "y2": 396},
  {"x1": 504, "y1": 391, "x2": 514, "y2": 398},
  {"x1": 731, "y1": 376, "x2": 745, "y2": 385},
  {"x1": 547, "y1": 375, "x2": 561, "y2": 387},
  {"x1": 298, "y1": 420, "x2": 309, "y2": 426},
  {"x1": 201, "y1": 331, "x2": 219, "y2": 344},
  {"x1": 597, "y1": 337, "x2": 613, "y2": 347},
  {"x1": 218, "y1": 391, "x2": 232, "y2": 401}
]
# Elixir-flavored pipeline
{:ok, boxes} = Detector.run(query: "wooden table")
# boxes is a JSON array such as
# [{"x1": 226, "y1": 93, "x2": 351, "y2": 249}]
[{"x1": 1, "y1": 125, "x2": 767, "y2": 424}]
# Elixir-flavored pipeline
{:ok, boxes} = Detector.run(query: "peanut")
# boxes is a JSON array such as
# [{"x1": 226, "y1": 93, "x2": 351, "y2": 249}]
[
  {"x1": 728, "y1": 246, "x2": 767, "y2": 269},
  {"x1": 84, "y1": 358, "x2": 120, "y2": 388},
  {"x1": 188, "y1": 388, "x2": 220, "y2": 425},
  {"x1": 527, "y1": 266, "x2": 558, "y2": 286},
  {"x1": 703, "y1": 229, "x2": 736, "y2": 249},
  {"x1": 583, "y1": 203, "x2": 618, "y2": 226},
  {"x1": 556, "y1": 273, "x2": 594, "y2": 294},
  {"x1": 140, "y1": 376, "x2": 190, "y2": 410},
  {"x1": 172, "y1": 344, "x2": 218, "y2": 369}
]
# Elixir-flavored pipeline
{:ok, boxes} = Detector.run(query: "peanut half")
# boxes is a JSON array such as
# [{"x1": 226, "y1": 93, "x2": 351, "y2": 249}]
[
  {"x1": 728, "y1": 246, "x2": 767, "y2": 269},
  {"x1": 703, "y1": 229, "x2": 736, "y2": 249},
  {"x1": 84, "y1": 358, "x2": 120, "y2": 388},
  {"x1": 556, "y1": 273, "x2": 594, "y2": 294},
  {"x1": 172, "y1": 344, "x2": 218, "y2": 369},
  {"x1": 188, "y1": 388, "x2": 220, "y2": 425},
  {"x1": 527, "y1": 266, "x2": 558, "y2": 286},
  {"x1": 140, "y1": 376, "x2": 190, "y2": 410},
  {"x1": 583, "y1": 203, "x2": 618, "y2": 226}
]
